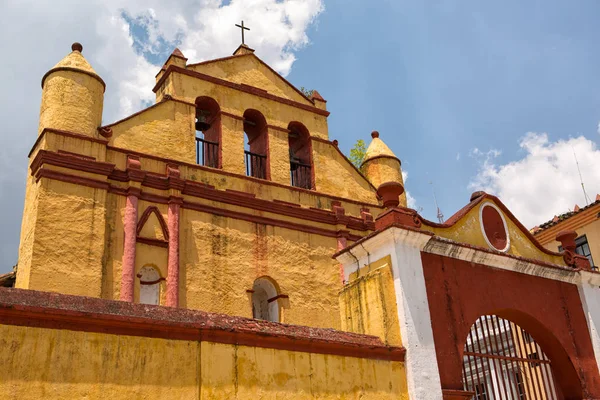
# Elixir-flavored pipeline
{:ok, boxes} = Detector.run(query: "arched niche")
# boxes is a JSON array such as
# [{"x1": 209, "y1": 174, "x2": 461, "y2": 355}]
[
  {"x1": 252, "y1": 277, "x2": 280, "y2": 323},
  {"x1": 243, "y1": 109, "x2": 269, "y2": 180},
  {"x1": 195, "y1": 96, "x2": 221, "y2": 168},
  {"x1": 287, "y1": 121, "x2": 313, "y2": 189},
  {"x1": 137, "y1": 265, "x2": 162, "y2": 305}
]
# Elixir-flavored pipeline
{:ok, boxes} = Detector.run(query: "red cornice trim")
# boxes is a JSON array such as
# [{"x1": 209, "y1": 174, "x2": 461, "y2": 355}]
[
  {"x1": 30, "y1": 162, "x2": 366, "y2": 241},
  {"x1": 29, "y1": 128, "x2": 108, "y2": 158},
  {"x1": 31, "y1": 150, "x2": 114, "y2": 177},
  {"x1": 311, "y1": 137, "x2": 378, "y2": 193},
  {"x1": 0, "y1": 288, "x2": 405, "y2": 362},
  {"x1": 152, "y1": 65, "x2": 330, "y2": 117},
  {"x1": 136, "y1": 237, "x2": 169, "y2": 248},
  {"x1": 136, "y1": 206, "x2": 169, "y2": 240},
  {"x1": 42, "y1": 67, "x2": 106, "y2": 91},
  {"x1": 29, "y1": 150, "x2": 378, "y2": 234},
  {"x1": 106, "y1": 145, "x2": 382, "y2": 209}
]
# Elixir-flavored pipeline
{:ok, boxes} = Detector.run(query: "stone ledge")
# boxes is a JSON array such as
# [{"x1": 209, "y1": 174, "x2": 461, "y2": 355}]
[{"x1": 0, "y1": 288, "x2": 405, "y2": 362}]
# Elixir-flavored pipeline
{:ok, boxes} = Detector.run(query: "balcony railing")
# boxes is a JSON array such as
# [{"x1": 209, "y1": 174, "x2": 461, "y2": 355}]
[
  {"x1": 245, "y1": 150, "x2": 267, "y2": 179},
  {"x1": 196, "y1": 137, "x2": 219, "y2": 168},
  {"x1": 290, "y1": 161, "x2": 312, "y2": 189}
]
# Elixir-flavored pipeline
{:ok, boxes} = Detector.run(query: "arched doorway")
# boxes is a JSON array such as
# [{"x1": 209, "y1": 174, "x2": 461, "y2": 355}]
[
  {"x1": 462, "y1": 315, "x2": 559, "y2": 399},
  {"x1": 138, "y1": 266, "x2": 161, "y2": 305}
]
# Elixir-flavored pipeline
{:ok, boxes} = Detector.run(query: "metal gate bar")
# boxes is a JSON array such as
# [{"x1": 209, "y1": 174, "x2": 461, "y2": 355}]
[{"x1": 462, "y1": 315, "x2": 560, "y2": 400}]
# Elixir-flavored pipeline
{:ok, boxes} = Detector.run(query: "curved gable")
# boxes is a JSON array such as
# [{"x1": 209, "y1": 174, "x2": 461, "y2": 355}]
[{"x1": 422, "y1": 193, "x2": 565, "y2": 265}]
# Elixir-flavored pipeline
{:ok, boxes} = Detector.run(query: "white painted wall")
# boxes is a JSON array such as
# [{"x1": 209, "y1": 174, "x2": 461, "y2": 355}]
[
  {"x1": 578, "y1": 283, "x2": 600, "y2": 370},
  {"x1": 389, "y1": 229, "x2": 444, "y2": 400}
]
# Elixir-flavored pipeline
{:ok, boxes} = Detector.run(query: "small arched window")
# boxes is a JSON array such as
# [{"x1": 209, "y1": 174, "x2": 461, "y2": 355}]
[
  {"x1": 138, "y1": 266, "x2": 161, "y2": 305},
  {"x1": 288, "y1": 121, "x2": 313, "y2": 189},
  {"x1": 243, "y1": 109, "x2": 269, "y2": 180},
  {"x1": 195, "y1": 96, "x2": 221, "y2": 168},
  {"x1": 252, "y1": 277, "x2": 279, "y2": 322}
]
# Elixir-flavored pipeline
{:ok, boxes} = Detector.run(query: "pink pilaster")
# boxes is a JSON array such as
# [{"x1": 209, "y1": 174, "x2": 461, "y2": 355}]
[
  {"x1": 166, "y1": 197, "x2": 182, "y2": 307},
  {"x1": 120, "y1": 190, "x2": 139, "y2": 302}
]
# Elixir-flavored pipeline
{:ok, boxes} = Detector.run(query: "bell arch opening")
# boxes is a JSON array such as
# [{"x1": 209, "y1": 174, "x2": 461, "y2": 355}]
[
  {"x1": 243, "y1": 109, "x2": 268, "y2": 180},
  {"x1": 251, "y1": 277, "x2": 280, "y2": 323},
  {"x1": 462, "y1": 315, "x2": 562, "y2": 400},
  {"x1": 287, "y1": 121, "x2": 313, "y2": 189},
  {"x1": 195, "y1": 96, "x2": 220, "y2": 168}
]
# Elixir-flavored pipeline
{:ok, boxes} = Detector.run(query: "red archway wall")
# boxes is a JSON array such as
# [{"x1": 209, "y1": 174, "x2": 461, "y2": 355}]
[{"x1": 421, "y1": 252, "x2": 600, "y2": 399}]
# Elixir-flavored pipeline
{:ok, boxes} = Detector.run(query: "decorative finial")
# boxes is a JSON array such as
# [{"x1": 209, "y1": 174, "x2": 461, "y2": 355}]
[
  {"x1": 71, "y1": 42, "x2": 83, "y2": 52},
  {"x1": 371, "y1": 131, "x2": 379, "y2": 139},
  {"x1": 235, "y1": 21, "x2": 250, "y2": 45}
]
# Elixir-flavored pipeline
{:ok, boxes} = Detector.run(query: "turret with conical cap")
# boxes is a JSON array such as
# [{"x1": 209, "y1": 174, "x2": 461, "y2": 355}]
[
  {"x1": 38, "y1": 43, "x2": 105, "y2": 137},
  {"x1": 361, "y1": 131, "x2": 407, "y2": 207}
]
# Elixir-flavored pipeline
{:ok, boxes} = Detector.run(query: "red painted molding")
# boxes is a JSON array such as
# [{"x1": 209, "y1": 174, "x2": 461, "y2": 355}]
[
  {"x1": 106, "y1": 144, "x2": 382, "y2": 209},
  {"x1": 31, "y1": 150, "x2": 114, "y2": 177},
  {"x1": 136, "y1": 206, "x2": 170, "y2": 240},
  {"x1": 30, "y1": 164, "x2": 365, "y2": 241},
  {"x1": 152, "y1": 65, "x2": 330, "y2": 117},
  {"x1": 267, "y1": 294, "x2": 289, "y2": 303},
  {"x1": 136, "y1": 237, "x2": 169, "y2": 248},
  {"x1": 29, "y1": 128, "x2": 108, "y2": 158},
  {"x1": 0, "y1": 288, "x2": 405, "y2": 362}
]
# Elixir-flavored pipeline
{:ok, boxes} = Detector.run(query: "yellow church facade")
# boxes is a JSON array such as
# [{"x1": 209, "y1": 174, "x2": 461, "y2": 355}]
[{"x1": 3, "y1": 41, "x2": 600, "y2": 399}]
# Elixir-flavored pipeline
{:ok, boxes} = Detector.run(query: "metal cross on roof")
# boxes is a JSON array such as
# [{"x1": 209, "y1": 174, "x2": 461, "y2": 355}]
[{"x1": 235, "y1": 20, "x2": 250, "y2": 45}]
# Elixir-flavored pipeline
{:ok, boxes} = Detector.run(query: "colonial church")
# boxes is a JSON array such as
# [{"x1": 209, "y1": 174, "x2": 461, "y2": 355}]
[{"x1": 1, "y1": 38, "x2": 600, "y2": 399}]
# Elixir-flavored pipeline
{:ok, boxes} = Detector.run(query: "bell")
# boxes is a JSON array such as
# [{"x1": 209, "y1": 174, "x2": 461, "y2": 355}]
[{"x1": 195, "y1": 110, "x2": 211, "y2": 132}]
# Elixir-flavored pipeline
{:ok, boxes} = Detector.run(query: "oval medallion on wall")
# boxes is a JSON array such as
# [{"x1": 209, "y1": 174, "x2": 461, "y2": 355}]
[{"x1": 479, "y1": 202, "x2": 510, "y2": 252}]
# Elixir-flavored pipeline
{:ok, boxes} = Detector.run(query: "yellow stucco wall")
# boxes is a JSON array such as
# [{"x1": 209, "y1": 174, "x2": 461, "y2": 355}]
[
  {"x1": 0, "y1": 324, "x2": 408, "y2": 400},
  {"x1": 427, "y1": 200, "x2": 564, "y2": 265},
  {"x1": 16, "y1": 177, "x2": 107, "y2": 297},
  {"x1": 110, "y1": 100, "x2": 195, "y2": 162},
  {"x1": 39, "y1": 70, "x2": 104, "y2": 137},
  {"x1": 189, "y1": 55, "x2": 312, "y2": 105},
  {"x1": 339, "y1": 256, "x2": 402, "y2": 346}
]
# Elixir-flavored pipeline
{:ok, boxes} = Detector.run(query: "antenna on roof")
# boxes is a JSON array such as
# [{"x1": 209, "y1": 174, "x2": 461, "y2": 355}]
[
  {"x1": 430, "y1": 181, "x2": 445, "y2": 223},
  {"x1": 572, "y1": 145, "x2": 591, "y2": 206}
]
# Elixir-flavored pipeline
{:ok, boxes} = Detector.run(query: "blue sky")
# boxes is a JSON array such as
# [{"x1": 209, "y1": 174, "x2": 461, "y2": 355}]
[{"x1": 1, "y1": 0, "x2": 600, "y2": 271}]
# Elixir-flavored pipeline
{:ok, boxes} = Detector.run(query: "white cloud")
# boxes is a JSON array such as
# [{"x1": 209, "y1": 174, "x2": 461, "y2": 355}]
[
  {"x1": 469, "y1": 133, "x2": 600, "y2": 228},
  {"x1": 402, "y1": 170, "x2": 417, "y2": 209}
]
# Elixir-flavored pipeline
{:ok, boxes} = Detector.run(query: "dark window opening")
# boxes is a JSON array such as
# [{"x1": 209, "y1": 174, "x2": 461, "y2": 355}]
[
  {"x1": 288, "y1": 122, "x2": 312, "y2": 189},
  {"x1": 243, "y1": 109, "x2": 268, "y2": 180},
  {"x1": 195, "y1": 96, "x2": 220, "y2": 168}
]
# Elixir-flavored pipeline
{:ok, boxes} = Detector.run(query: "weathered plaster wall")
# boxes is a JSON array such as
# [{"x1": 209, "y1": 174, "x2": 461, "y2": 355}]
[
  {"x1": 39, "y1": 71, "x2": 104, "y2": 137},
  {"x1": 339, "y1": 256, "x2": 402, "y2": 346},
  {"x1": 189, "y1": 55, "x2": 311, "y2": 105},
  {"x1": 180, "y1": 209, "x2": 342, "y2": 328},
  {"x1": 312, "y1": 139, "x2": 378, "y2": 204},
  {"x1": 0, "y1": 324, "x2": 408, "y2": 400},
  {"x1": 16, "y1": 179, "x2": 107, "y2": 297},
  {"x1": 110, "y1": 100, "x2": 195, "y2": 163}
]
